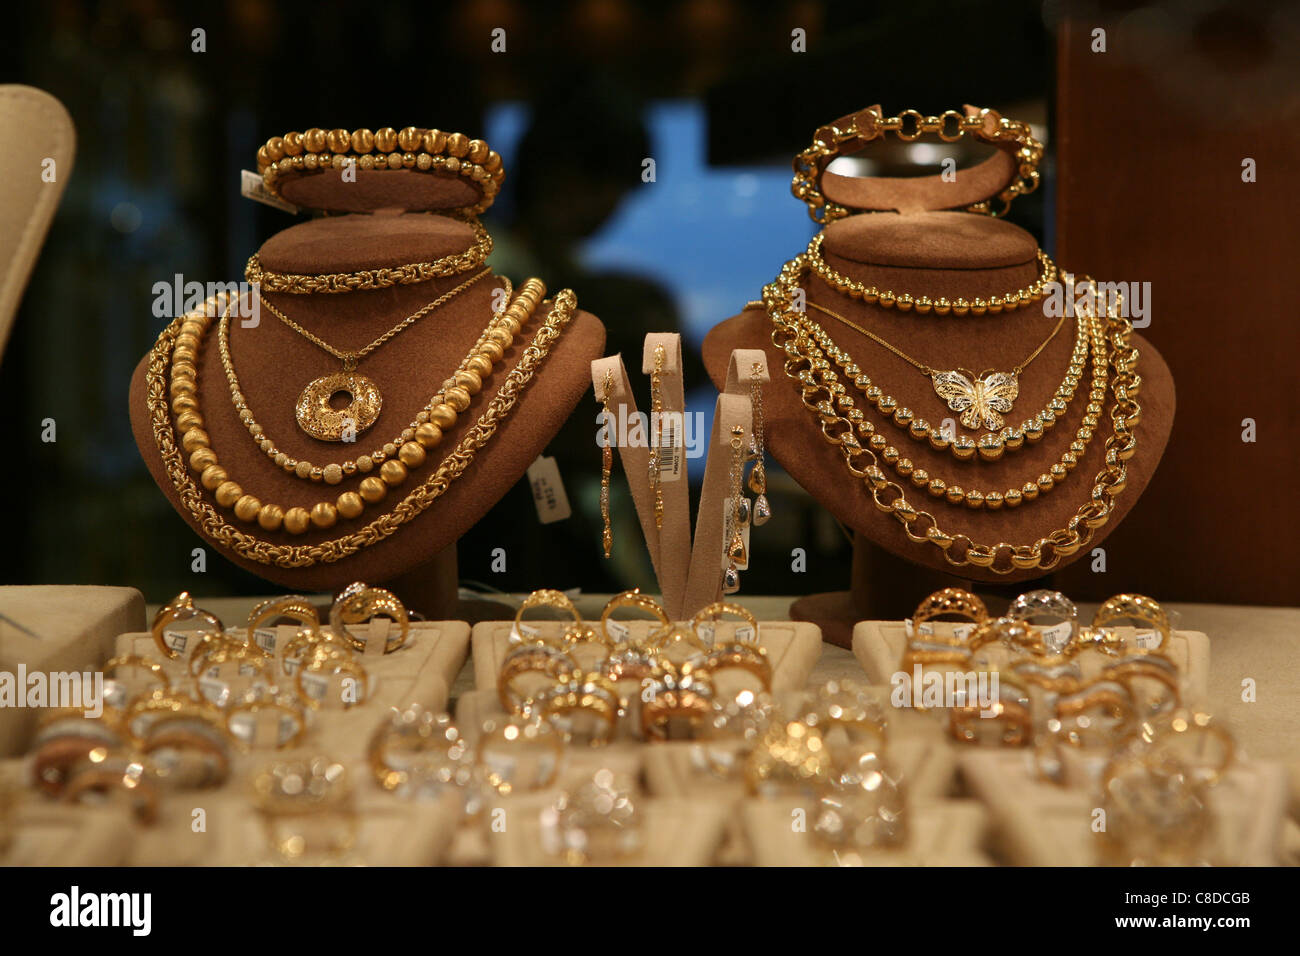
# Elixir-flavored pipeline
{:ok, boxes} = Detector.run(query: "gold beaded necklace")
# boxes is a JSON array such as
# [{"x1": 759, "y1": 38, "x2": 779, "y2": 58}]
[{"x1": 221, "y1": 277, "x2": 514, "y2": 484}]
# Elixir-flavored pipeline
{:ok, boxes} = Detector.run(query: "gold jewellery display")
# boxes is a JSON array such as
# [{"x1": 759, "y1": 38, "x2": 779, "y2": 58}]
[
  {"x1": 598, "y1": 370, "x2": 615, "y2": 559},
  {"x1": 496, "y1": 589, "x2": 770, "y2": 744},
  {"x1": 256, "y1": 127, "x2": 505, "y2": 217}
]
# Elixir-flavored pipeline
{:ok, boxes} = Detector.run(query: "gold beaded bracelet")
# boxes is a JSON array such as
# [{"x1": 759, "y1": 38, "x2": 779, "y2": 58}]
[{"x1": 257, "y1": 127, "x2": 504, "y2": 217}]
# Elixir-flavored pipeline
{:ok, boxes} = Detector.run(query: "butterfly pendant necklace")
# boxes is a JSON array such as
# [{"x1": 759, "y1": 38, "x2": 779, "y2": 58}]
[{"x1": 806, "y1": 301, "x2": 1070, "y2": 434}]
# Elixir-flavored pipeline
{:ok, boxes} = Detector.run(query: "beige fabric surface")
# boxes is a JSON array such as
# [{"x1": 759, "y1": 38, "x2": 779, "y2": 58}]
[{"x1": 0, "y1": 586, "x2": 145, "y2": 756}]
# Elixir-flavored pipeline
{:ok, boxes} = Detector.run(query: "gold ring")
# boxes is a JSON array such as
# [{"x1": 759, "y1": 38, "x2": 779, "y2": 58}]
[
  {"x1": 743, "y1": 717, "x2": 832, "y2": 796},
  {"x1": 475, "y1": 717, "x2": 564, "y2": 796},
  {"x1": 689, "y1": 642, "x2": 771, "y2": 693},
  {"x1": 511, "y1": 589, "x2": 592, "y2": 649},
  {"x1": 280, "y1": 626, "x2": 353, "y2": 677},
  {"x1": 62, "y1": 754, "x2": 160, "y2": 825},
  {"x1": 1052, "y1": 677, "x2": 1134, "y2": 747},
  {"x1": 253, "y1": 756, "x2": 357, "y2": 861},
  {"x1": 367, "y1": 706, "x2": 473, "y2": 795},
  {"x1": 330, "y1": 582, "x2": 410, "y2": 654},
  {"x1": 151, "y1": 592, "x2": 223, "y2": 660},
  {"x1": 102, "y1": 655, "x2": 170, "y2": 711},
  {"x1": 187, "y1": 629, "x2": 250, "y2": 677},
  {"x1": 295, "y1": 653, "x2": 369, "y2": 710},
  {"x1": 139, "y1": 723, "x2": 231, "y2": 789},
  {"x1": 191, "y1": 641, "x2": 275, "y2": 707},
  {"x1": 1092, "y1": 594, "x2": 1171, "y2": 653},
  {"x1": 227, "y1": 690, "x2": 308, "y2": 750},
  {"x1": 497, "y1": 642, "x2": 579, "y2": 716},
  {"x1": 1103, "y1": 654, "x2": 1181, "y2": 716},
  {"x1": 948, "y1": 673, "x2": 1032, "y2": 746},
  {"x1": 535, "y1": 671, "x2": 623, "y2": 746},
  {"x1": 599, "y1": 589, "x2": 670, "y2": 648},
  {"x1": 640, "y1": 664, "x2": 714, "y2": 742},
  {"x1": 1116, "y1": 709, "x2": 1234, "y2": 786},
  {"x1": 912, "y1": 588, "x2": 988, "y2": 632},
  {"x1": 690, "y1": 602, "x2": 760, "y2": 648},
  {"x1": 124, "y1": 690, "x2": 227, "y2": 746},
  {"x1": 246, "y1": 595, "x2": 321, "y2": 654}
]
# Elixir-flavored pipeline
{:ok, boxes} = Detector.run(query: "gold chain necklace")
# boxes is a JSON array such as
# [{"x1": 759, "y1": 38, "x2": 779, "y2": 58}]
[
  {"x1": 148, "y1": 286, "x2": 576, "y2": 567},
  {"x1": 221, "y1": 278, "x2": 514, "y2": 484},
  {"x1": 244, "y1": 217, "x2": 494, "y2": 294},
  {"x1": 806, "y1": 299, "x2": 1068, "y2": 434},
  {"x1": 173, "y1": 281, "x2": 544, "y2": 534},
  {"x1": 807, "y1": 233, "x2": 1057, "y2": 315},
  {"x1": 793, "y1": 297, "x2": 1109, "y2": 509},
  {"x1": 258, "y1": 269, "x2": 490, "y2": 442},
  {"x1": 763, "y1": 252, "x2": 1141, "y2": 573}
]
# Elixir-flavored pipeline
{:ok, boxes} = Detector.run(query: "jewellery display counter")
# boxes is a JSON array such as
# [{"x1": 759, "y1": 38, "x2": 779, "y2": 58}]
[{"x1": 0, "y1": 95, "x2": 1294, "y2": 875}]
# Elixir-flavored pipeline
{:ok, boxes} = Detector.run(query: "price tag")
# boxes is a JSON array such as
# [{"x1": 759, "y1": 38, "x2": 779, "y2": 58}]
[
  {"x1": 253, "y1": 627, "x2": 278, "y2": 653},
  {"x1": 300, "y1": 672, "x2": 329, "y2": 701},
  {"x1": 1037, "y1": 621, "x2": 1074, "y2": 651},
  {"x1": 240, "y1": 169, "x2": 300, "y2": 213},
  {"x1": 733, "y1": 624, "x2": 757, "y2": 645},
  {"x1": 1133, "y1": 628, "x2": 1162, "y2": 650},
  {"x1": 951, "y1": 623, "x2": 975, "y2": 642},
  {"x1": 510, "y1": 623, "x2": 541, "y2": 644},
  {"x1": 696, "y1": 622, "x2": 716, "y2": 648},
  {"x1": 656, "y1": 413, "x2": 683, "y2": 483},
  {"x1": 526, "y1": 455, "x2": 572, "y2": 524},
  {"x1": 163, "y1": 629, "x2": 190, "y2": 655},
  {"x1": 606, "y1": 620, "x2": 632, "y2": 644}
]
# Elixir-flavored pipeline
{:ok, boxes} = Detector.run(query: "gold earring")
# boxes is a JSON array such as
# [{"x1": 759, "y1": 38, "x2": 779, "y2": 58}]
[
  {"x1": 599, "y1": 370, "x2": 615, "y2": 559},
  {"x1": 647, "y1": 345, "x2": 666, "y2": 530},
  {"x1": 748, "y1": 366, "x2": 771, "y2": 526},
  {"x1": 723, "y1": 425, "x2": 746, "y2": 595}
]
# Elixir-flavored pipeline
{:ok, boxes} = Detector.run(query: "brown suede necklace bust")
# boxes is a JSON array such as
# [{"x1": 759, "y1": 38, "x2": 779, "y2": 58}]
[
  {"x1": 704, "y1": 209, "x2": 1174, "y2": 584},
  {"x1": 130, "y1": 196, "x2": 605, "y2": 592}
]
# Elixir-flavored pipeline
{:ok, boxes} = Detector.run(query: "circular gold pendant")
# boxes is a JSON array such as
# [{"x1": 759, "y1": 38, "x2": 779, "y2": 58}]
[{"x1": 295, "y1": 372, "x2": 382, "y2": 441}]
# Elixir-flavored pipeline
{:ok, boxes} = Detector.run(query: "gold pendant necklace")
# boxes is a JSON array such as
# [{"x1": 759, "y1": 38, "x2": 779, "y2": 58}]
[
  {"x1": 806, "y1": 300, "x2": 1068, "y2": 434},
  {"x1": 258, "y1": 268, "x2": 491, "y2": 441}
]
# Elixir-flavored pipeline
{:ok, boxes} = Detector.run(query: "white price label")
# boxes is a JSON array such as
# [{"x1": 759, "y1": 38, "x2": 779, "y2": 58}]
[
  {"x1": 253, "y1": 627, "x2": 278, "y2": 653},
  {"x1": 240, "y1": 169, "x2": 300, "y2": 213},
  {"x1": 656, "y1": 413, "x2": 683, "y2": 483},
  {"x1": 163, "y1": 629, "x2": 190, "y2": 654},
  {"x1": 526, "y1": 455, "x2": 572, "y2": 524}
]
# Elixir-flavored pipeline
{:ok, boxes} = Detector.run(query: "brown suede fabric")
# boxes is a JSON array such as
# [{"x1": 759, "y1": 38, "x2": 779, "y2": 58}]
[
  {"x1": 277, "y1": 168, "x2": 483, "y2": 214},
  {"x1": 704, "y1": 212, "x2": 1174, "y2": 584},
  {"x1": 129, "y1": 212, "x2": 605, "y2": 591}
]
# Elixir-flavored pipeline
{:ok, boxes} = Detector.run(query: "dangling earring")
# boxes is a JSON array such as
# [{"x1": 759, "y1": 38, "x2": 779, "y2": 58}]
[
  {"x1": 647, "y1": 345, "x2": 666, "y2": 529},
  {"x1": 599, "y1": 370, "x2": 615, "y2": 559},
  {"x1": 723, "y1": 425, "x2": 746, "y2": 595},
  {"x1": 748, "y1": 365, "x2": 771, "y2": 526}
]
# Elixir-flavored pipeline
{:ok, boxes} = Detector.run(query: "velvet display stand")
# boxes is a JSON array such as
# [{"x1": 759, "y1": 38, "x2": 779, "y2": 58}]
[
  {"x1": 130, "y1": 186, "x2": 605, "y2": 618},
  {"x1": 704, "y1": 209, "x2": 1174, "y2": 647}
]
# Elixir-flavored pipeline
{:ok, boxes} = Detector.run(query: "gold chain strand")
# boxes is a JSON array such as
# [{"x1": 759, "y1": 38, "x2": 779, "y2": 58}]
[
  {"x1": 221, "y1": 278, "x2": 516, "y2": 483},
  {"x1": 791, "y1": 106, "x2": 1043, "y2": 223},
  {"x1": 648, "y1": 344, "x2": 666, "y2": 529},
  {"x1": 807, "y1": 233, "x2": 1057, "y2": 315},
  {"x1": 174, "y1": 282, "x2": 545, "y2": 534},
  {"x1": 147, "y1": 288, "x2": 578, "y2": 568},
  {"x1": 791, "y1": 300, "x2": 1108, "y2": 509},
  {"x1": 763, "y1": 253, "x2": 1142, "y2": 574},
  {"x1": 245, "y1": 217, "x2": 494, "y2": 294},
  {"x1": 806, "y1": 301, "x2": 1067, "y2": 377},
  {"x1": 259, "y1": 268, "x2": 491, "y2": 369}
]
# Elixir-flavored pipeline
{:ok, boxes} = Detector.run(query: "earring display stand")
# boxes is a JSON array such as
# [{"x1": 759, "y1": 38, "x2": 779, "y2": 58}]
[{"x1": 592, "y1": 338, "x2": 773, "y2": 619}]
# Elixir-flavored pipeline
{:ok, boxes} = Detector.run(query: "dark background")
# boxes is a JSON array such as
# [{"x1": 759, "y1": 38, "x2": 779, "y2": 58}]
[{"x1": 0, "y1": 0, "x2": 1294, "y2": 609}]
